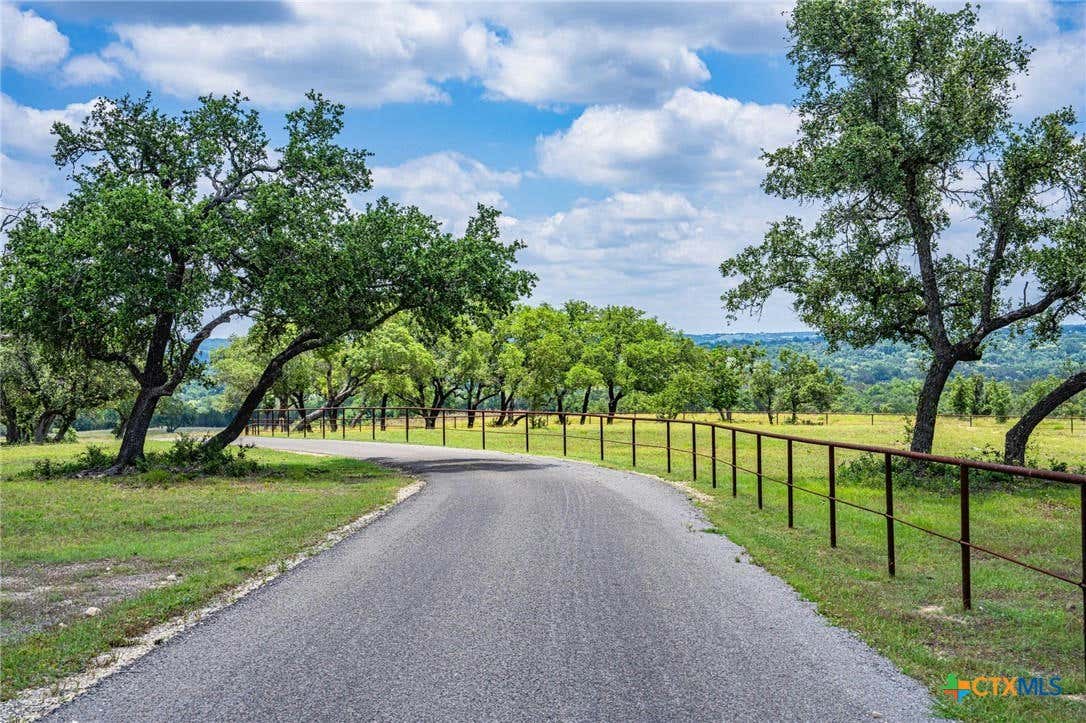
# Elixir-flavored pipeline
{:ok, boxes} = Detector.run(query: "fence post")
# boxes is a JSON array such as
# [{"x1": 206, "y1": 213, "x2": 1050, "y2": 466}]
[
  {"x1": 756, "y1": 434, "x2": 763, "y2": 509},
  {"x1": 960, "y1": 465, "x2": 971, "y2": 610},
  {"x1": 731, "y1": 429, "x2": 737, "y2": 497},
  {"x1": 885, "y1": 452, "x2": 895, "y2": 577},
  {"x1": 371, "y1": 409, "x2": 376, "y2": 440},
  {"x1": 691, "y1": 423, "x2": 697, "y2": 481},
  {"x1": 632, "y1": 418, "x2": 637, "y2": 467},
  {"x1": 599, "y1": 415, "x2": 604, "y2": 460},
  {"x1": 787, "y1": 439, "x2": 794, "y2": 528},
  {"x1": 1080, "y1": 480, "x2": 1085, "y2": 676},
  {"x1": 405, "y1": 409, "x2": 409, "y2": 442},
  {"x1": 666, "y1": 420, "x2": 672, "y2": 473},
  {"x1": 525, "y1": 411, "x2": 529, "y2": 452},
  {"x1": 341, "y1": 408, "x2": 346, "y2": 439},
  {"x1": 829, "y1": 445, "x2": 837, "y2": 548},
  {"x1": 481, "y1": 410, "x2": 486, "y2": 449},
  {"x1": 562, "y1": 412, "x2": 567, "y2": 456},
  {"x1": 871, "y1": 413, "x2": 874, "y2": 426},
  {"x1": 321, "y1": 409, "x2": 326, "y2": 438},
  {"x1": 711, "y1": 425, "x2": 717, "y2": 489},
  {"x1": 442, "y1": 409, "x2": 447, "y2": 446},
  {"x1": 271, "y1": 410, "x2": 275, "y2": 436}
]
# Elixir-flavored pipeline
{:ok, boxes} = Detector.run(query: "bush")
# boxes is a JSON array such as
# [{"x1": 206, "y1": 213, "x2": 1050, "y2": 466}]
[
  {"x1": 836, "y1": 445, "x2": 1051, "y2": 493},
  {"x1": 25, "y1": 438, "x2": 258, "y2": 480},
  {"x1": 142, "y1": 433, "x2": 259, "y2": 476}
]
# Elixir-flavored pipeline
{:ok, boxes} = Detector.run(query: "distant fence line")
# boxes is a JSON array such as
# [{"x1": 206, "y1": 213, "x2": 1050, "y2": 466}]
[
  {"x1": 648, "y1": 409, "x2": 1084, "y2": 432},
  {"x1": 244, "y1": 404, "x2": 1086, "y2": 675}
]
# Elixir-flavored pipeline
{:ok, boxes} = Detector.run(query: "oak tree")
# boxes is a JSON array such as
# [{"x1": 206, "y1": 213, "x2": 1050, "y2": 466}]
[{"x1": 720, "y1": 0, "x2": 1085, "y2": 452}]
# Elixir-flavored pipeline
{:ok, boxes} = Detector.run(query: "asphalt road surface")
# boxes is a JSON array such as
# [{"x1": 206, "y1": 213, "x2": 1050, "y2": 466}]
[{"x1": 49, "y1": 439, "x2": 934, "y2": 722}]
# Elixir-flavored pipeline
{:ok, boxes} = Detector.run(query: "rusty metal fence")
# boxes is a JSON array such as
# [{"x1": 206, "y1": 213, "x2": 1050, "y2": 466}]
[{"x1": 244, "y1": 404, "x2": 1086, "y2": 671}]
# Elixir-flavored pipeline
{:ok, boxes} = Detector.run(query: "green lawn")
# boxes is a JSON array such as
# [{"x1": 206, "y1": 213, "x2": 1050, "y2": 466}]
[
  {"x1": 0, "y1": 441, "x2": 411, "y2": 699},
  {"x1": 297, "y1": 410, "x2": 1083, "y2": 722}
]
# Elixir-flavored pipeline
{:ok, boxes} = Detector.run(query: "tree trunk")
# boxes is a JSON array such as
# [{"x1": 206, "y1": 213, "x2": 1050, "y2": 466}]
[
  {"x1": 32, "y1": 411, "x2": 57, "y2": 445},
  {"x1": 1005, "y1": 370, "x2": 1086, "y2": 465},
  {"x1": 911, "y1": 356, "x2": 955, "y2": 454},
  {"x1": 497, "y1": 390, "x2": 511, "y2": 425},
  {"x1": 606, "y1": 383, "x2": 620, "y2": 424},
  {"x1": 51, "y1": 413, "x2": 76, "y2": 442},
  {"x1": 108, "y1": 389, "x2": 162, "y2": 472},
  {"x1": 1, "y1": 387, "x2": 22, "y2": 443},
  {"x1": 579, "y1": 387, "x2": 591, "y2": 424},
  {"x1": 380, "y1": 393, "x2": 388, "y2": 430},
  {"x1": 203, "y1": 332, "x2": 325, "y2": 454}
]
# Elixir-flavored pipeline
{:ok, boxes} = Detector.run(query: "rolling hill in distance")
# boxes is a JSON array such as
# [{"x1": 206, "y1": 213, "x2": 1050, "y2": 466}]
[
  {"x1": 198, "y1": 325, "x2": 1084, "y2": 390},
  {"x1": 688, "y1": 324, "x2": 1086, "y2": 386}
]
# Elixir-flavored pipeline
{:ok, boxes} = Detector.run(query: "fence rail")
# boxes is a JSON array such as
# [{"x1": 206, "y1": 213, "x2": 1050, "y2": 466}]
[{"x1": 244, "y1": 404, "x2": 1086, "y2": 673}]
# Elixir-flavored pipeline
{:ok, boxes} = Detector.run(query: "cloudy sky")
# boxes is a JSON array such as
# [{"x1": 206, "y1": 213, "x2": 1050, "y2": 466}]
[{"x1": 2, "y1": 1, "x2": 1084, "y2": 333}]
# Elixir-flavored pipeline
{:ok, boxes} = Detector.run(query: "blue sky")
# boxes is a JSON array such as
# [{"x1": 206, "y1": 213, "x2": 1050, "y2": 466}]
[{"x1": 2, "y1": 1, "x2": 1084, "y2": 334}]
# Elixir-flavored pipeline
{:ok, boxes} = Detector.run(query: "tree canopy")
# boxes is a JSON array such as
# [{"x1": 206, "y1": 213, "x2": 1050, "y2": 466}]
[
  {"x1": 720, "y1": 0, "x2": 1085, "y2": 452},
  {"x1": 1, "y1": 91, "x2": 534, "y2": 470}
]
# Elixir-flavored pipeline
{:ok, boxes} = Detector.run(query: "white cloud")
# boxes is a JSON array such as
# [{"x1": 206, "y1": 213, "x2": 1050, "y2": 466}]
[
  {"x1": 1, "y1": 2, "x2": 69, "y2": 71},
  {"x1": 102, "y1": 2, "x2": 486, "y2": 108},
  {"x1": 950, "y1": 0, "x2": 1086, "y2": 119},
  {"x1": 60, "y1": 53, "x2": 120, "y2": 86},
  {"x1": 96, "y1": 1, "x2": 790, "y2": 109},
  {"x1": 1014, "y1": 27, "x2": 1086, "y2": 119},
  {"x1": 481, "y1": 2, "x2": 788, "y2": 106},
  {"x1": 537, "y1": 88, "x2": 797, "y2": 189},
  {"x1": 371, "y1": 151, "x2": 521, "y2": 232},
  {"x1": 0, "y1": 153, "x2": 67, "y2": 208},
  {"x1": 0, "y1": 93, "x2": 97, "y2": 155},
  {"x1": 511, "y1": 189, "x2": 803, "y2": 332}
]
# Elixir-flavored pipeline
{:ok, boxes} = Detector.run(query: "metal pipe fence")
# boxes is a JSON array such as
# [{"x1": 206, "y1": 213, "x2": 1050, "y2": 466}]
[
  {"x1": 653, "y1": 409, "x2": 1085, "y2": 432},
  {"x1": 244, "y1": 404, "x2": 1086, "y2": 673}
]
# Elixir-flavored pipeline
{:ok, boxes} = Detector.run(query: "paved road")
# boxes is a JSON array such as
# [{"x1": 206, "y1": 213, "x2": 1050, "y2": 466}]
[{"x1": 49, "y1": 440, "x2": 933, "y2": 722}]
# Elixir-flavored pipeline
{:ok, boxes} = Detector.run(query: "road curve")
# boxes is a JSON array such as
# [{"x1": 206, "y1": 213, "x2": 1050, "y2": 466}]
[{"x1": 48, "y1": 439, "x2": 933, "y2": 722}]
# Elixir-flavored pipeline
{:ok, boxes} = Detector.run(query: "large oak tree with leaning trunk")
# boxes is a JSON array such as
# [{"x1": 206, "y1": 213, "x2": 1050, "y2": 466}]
[
  {"x1": 2, "y1": 91, "x2": 370, "y2": 472},
  {"x1": 720, "y1": 0, "x2": 1085, "y2": 453},
  {"x1": 2, "y1": 91, "x2": 534, "y2": 471}
]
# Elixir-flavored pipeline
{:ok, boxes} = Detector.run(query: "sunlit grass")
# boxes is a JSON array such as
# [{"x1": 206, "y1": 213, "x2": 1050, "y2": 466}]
[{"x1": 0, "y1": 441, "x2": 410, "y2": 699}]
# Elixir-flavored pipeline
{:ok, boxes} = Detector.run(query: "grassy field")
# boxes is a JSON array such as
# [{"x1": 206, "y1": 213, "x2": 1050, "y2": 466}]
[
  {"x1": 0, "y1": 440, "x2": 411, "y2": 699},
  {"x1": 275, "y1": 410, "x2": 1086, "y2": 722}
]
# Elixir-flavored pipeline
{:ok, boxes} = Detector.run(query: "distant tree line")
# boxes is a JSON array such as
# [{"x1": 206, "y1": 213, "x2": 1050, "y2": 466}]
[{"x1": 203, "y1": 303, "x2": 848, "y2": 427}]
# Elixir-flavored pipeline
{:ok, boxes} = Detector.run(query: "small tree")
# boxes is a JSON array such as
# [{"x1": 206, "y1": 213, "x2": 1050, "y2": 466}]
[
  {"x1": 706, "y1": 345, "x2": 764, "y2": 420},
  {"x1": 985, "y1": 381, "x2": 1012, "y2": 423},
  {"x1": 749, "y1": 360, "x2": 780, "y2": 424},
  {"x1": 947, "y1": 376, "x2": 972, "y2": 416},
  {"x1": 580, "y1": 306, "x2": 677, "y2": 421}
]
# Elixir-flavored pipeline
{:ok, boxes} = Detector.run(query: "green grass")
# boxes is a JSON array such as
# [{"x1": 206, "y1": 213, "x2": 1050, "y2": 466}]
[
  {"x1": 301, "y1": 411, "x2": 1084, "y2": 722},
  {"x1": 0, "y1": 440, "x2": 410, "y2": 699}
]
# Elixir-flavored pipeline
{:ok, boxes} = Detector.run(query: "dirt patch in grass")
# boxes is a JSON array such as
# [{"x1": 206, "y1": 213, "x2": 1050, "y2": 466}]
[{"x1": 1, "y1": 560, "x2": 174, "y2": 643}]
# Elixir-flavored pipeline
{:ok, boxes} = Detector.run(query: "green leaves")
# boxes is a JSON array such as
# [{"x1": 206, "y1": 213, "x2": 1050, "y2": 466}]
[{"x1": 721, "y1": 0, "x2": 1084, "y2": 450}]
